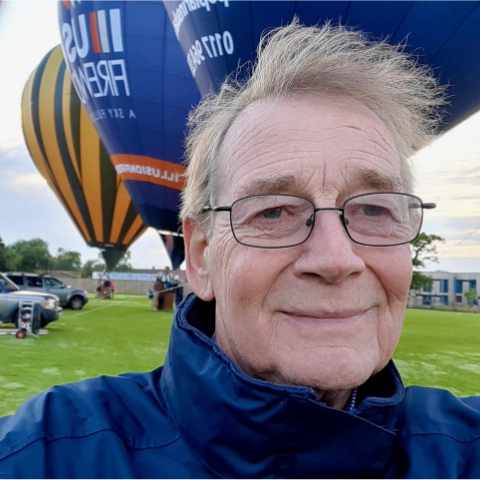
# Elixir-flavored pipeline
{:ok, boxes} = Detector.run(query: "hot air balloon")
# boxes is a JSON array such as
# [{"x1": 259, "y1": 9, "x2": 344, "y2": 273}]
[
  {"x1": 21, "y1": 45, "x2": 146, "y2": 270},
  {"x1": 165, "y1": 0, "x2": 480, "y2": 130},
  {"x1": 57, "y1": 1, "x2": 201, "y2": 270}
]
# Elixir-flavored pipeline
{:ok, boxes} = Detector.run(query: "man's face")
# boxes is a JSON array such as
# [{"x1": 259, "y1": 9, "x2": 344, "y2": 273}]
[{"x1": 186, "y1": 94, "x2": 412, "y2": 391}]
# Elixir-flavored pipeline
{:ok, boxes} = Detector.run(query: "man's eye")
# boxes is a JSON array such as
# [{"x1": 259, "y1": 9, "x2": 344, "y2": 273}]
[
  {"x1": 361, "y1": 204, "x2": 389, "y2": 217},
  {"x1": 259, "y1": 207, "x2": 283, "y2": 219}
]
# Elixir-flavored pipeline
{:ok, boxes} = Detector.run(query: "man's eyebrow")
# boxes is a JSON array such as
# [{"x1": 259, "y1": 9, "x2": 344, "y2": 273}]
[
  {"x1": 237, "y1": 175, "x2": 302, "y2": 196},
  {"x1": 349, "y1": 168, "x2": 403, "y2": 191},
  {"x1": 235, "y1": 169, "x2": 403, "y2": 198}
]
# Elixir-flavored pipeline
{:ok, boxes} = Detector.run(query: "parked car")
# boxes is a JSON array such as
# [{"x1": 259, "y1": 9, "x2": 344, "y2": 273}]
[
  {"x1": 0, "y1": 273, "x2": 61, "y2": 328},
  {"x1": 4, "y1": 273, "x2": 88, "y2": 310}
]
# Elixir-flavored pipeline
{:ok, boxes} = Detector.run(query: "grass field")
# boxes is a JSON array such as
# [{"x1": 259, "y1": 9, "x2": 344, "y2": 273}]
[{"x1": 0, "y1": 295, "x2": 479, "y2": 416}]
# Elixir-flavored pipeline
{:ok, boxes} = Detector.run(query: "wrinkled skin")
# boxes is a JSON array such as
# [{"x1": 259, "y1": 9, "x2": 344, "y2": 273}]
[{"x1": 184, "y1": 94, "x2": 412, "y2": 409}]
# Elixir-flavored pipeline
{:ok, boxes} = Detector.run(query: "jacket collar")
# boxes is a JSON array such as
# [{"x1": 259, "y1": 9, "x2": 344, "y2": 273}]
[{"x1": 161, "y1": 295, "x2": 406, "y2": 477}]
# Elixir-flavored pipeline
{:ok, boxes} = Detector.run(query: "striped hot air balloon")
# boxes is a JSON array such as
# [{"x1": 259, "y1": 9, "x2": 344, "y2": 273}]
[{"x1": 21, "y1": 45, "x2": 146, "y2": 270}]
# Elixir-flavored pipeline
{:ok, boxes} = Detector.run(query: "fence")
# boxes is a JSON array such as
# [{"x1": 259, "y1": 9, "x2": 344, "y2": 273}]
[
  {"x1": 57, "y1": 277, "x2": 153, "y2": 296},
  {"x1": 56, "y1": 276, "x2": 193, "y2": 297}
]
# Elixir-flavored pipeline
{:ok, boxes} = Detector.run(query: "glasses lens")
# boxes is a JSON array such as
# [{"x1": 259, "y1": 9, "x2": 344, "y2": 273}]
[
  {"x1": 344, "y1": 193, "x2": 422, "y2": 246},
  {"x1": 231, "y1": 195, "x2": 314, "y2": 247}
]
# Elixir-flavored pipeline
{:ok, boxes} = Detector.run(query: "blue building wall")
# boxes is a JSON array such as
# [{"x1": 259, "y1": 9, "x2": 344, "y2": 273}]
[{"x1": 412, "y1": 273, "x2": 480, "y2": 307}]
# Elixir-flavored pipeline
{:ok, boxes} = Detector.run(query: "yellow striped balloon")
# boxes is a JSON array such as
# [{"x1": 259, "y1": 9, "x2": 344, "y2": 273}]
[{"x1": 21, "y1": 45, "x2": 145, "y2": 269}]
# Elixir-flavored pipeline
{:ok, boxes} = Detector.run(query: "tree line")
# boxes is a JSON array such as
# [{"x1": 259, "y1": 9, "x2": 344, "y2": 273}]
[
  {"x1": 0, "y1": 237, "x2": 132, "y2": 278},
  {"x1": 1, "y1": 233, "x2": 445, "y2": 286}
]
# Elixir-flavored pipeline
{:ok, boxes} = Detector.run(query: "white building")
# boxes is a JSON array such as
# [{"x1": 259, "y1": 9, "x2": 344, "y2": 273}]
[{"x1": 409, "y1": 271, "x2": 480, "y2": 307}]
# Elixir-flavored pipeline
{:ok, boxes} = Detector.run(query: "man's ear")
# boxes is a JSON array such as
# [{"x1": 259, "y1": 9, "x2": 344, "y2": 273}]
[{"x1": 182, "y1": 217, "x2": 214, "y2": 301}]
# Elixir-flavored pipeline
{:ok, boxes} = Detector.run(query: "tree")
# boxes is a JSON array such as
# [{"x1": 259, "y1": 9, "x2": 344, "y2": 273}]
[
  {"x1": 0, "y1": 237, "x2": 8, "y2": 271},
  {"x1": 410, "y1": 232, "x2": 445, "y2": 290},
  {"x1": 464, "y1": 288, "x2": 478, "y2": 306},
  {"x1": 81, "y1": 259, "x2": 105, "y2": 278},
  {"x1": 53, "y1": 248, "x2": 82, "y2": 271},
  {"x1": 113, "y1": 251, "x2": 133, "y2": 272},
  {"x1": 0, "y1": 237, "x2": 20, "y2": 271},
  {"x1": 8, "y1": 239, "x2": 52, "y2": 272}
]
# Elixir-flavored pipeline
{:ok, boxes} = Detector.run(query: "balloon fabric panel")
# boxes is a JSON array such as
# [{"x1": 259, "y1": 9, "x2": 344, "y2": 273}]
[
  {"x1": 61, "y1": 73, "x2": 81, "y2": 181},
  {"x1": 166, "y1": 0, "x2": 480, "y2": 129},
  {"x1": 58, "y1": 1, "x2": 201, "y2": 233},
  {"x1": 110, "y1": 182, "x2": 133, "y2": 241},
  {"x1": 21, "y1": 45, "x2": 146, "y2": 264},
  {"x1": 24, "y1": 48, "x2": 92, "y2": 241},
  {"x1": 79, "y1": 102, "x2": 103, "y2": 242}
]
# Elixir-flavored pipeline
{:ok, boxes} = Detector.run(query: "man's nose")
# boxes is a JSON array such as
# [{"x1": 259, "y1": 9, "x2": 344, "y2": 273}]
[{"x1": 293, "y1": 210, "x2": 366, "y2": 284}]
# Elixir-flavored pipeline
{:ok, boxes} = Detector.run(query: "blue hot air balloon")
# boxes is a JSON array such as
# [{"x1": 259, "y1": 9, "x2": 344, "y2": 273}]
[
  {"x1": 58, "y1": 1, "x2": 200, "y2": 255},
  {"x1": 164, "y1": 1, "x2": 480, "y2": 130}
]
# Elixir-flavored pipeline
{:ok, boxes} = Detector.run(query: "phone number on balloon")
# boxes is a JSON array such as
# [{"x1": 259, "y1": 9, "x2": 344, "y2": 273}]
[{"x1": 187, "y1": 30, "x2": 234, "y2": 77}]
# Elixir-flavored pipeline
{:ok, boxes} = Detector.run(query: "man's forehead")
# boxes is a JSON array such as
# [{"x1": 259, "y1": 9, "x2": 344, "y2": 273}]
[
  {"x1": 218, "y1": 94, "x2": 402, "y2": 199},
  {"x1": 224, "y1": 93, "x2": 393, "y2": 144}
]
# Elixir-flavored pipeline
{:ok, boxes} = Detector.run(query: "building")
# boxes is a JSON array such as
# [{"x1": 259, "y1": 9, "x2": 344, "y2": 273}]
[{"x1": 409, "y1": 271, "x2": 480, "y2": 307}]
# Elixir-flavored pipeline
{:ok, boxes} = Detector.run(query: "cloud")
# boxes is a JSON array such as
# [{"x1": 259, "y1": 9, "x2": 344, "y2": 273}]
[
  {"x1": 425, "y1": 216, "x2": 480, "y2": 230},
  {"x1": 421, "y1": 215, "x2": 480, "y2": 263},
  {"x1": 0, "y1": 144, "x2": 171, "y2": 269},
  {"x1": 446, "y1": 175, "x2": 480, "y2": 186},
  {"x1": 424, "y1": 256, "x2": 480, "y2": 273},
  {"x1": 129, "y1": 229, "x2": 171, "y2": 269},
  {"x1": 462, "y1": 166, "x2": 480, "y2": 176},
  {"x1": 0, "y1": 144, "x2": 49, "y2": 194},
  {"x1": 10, "y1": 172, "x2": 47, "y2": 191}
]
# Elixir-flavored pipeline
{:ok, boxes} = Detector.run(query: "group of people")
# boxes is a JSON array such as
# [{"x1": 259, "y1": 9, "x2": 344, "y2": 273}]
[
  {"x1": 1, "y1": 20, "x2": 479, "y2": 478},
  {"x1": 95, "y1": 275, "x2": 115, "y2": 299}
]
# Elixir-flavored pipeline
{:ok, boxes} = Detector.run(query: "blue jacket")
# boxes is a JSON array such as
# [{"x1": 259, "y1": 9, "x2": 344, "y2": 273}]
[{"x1": 1, "y1": 294, "x2": 479, "y2": 478}]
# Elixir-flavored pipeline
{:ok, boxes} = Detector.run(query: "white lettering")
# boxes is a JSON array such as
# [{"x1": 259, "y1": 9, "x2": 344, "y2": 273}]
[
  {"x1": 109, "y1": 9, "x2": 124, "y2": 52},
  {"x1": 62, "y1": 7, "x2": 122, "y2": 60},
  {"x1": 83, "y1": 62, "x2": 103, "y2": 97},
  {"x1": 96, "y1": 60, "x2": 115, "y2": 96},
  {"x1": 71, "y1": 13, "x2": 90, "y2": 59},
  {"x1": 187, "y1": 30, "x2": 234, "y2": 77},
  {"x1": 115, "y1": 164, "x2": 183, "y2": 184},
  {"x1": 97, "y1": 10, "x2": 111, "y2": 53},
  {"x1": 171, "y1": 0, "x2": 229, "y2": 37},
  {"x1": 107, "y1": 59, "x2": 130, "y2": 96},
  {"x1": 68, "y1": 59, "x2": 130, "y2": 103},
  {"x1": 62, "y1": 23, "x2": 76, "y2": 63}
]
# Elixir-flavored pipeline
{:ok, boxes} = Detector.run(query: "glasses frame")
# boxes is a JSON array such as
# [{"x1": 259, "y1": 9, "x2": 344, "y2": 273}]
[{"x1": 202, "y1": 192, "x2": 436, "y2": 248}]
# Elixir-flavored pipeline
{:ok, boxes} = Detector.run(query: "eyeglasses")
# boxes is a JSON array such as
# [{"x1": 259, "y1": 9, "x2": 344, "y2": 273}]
[{"x1": 202, "y1": 192, "x2": 436, "y2": 248}]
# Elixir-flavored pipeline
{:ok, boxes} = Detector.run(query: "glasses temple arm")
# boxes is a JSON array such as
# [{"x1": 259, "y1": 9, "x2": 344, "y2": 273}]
[{"x1": 202, "y1": 206, "x2": 231, "y2": 212}]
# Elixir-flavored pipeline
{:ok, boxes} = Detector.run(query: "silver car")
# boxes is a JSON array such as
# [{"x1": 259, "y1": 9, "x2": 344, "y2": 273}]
[
  {"x1": 0, "y1": 273, "x2": 61, "y2": 328},
  {"x1": 5, "y1": 273, "x2": 88, "y2": 310}
]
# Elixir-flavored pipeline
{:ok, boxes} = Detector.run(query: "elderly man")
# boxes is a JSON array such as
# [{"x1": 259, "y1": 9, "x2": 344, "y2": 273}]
[{"x1": 1, "y1": 22, "x2": 479, "y2": 478}]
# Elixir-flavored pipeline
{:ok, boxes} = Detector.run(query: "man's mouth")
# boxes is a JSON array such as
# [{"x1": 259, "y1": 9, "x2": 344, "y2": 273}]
[{"x1": 279, "y1": 307, "x2": 373, "y2": 326}]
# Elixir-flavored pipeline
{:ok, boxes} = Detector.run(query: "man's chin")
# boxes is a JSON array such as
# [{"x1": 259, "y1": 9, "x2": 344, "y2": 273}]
[{"x1": 272, "y1": 351, "x2": 379, "y2": 391}]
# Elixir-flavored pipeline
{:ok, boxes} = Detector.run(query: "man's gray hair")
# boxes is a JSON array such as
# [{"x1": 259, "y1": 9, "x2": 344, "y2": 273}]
[{"x1": 180, "y1": 20, "x2": 446, "y2": 222}]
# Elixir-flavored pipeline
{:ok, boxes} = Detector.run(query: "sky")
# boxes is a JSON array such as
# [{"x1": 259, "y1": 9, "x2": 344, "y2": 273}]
[
  {"x1": 0, "y1": 0, "x2": 171, "y2": 269},
  {"x1": 1, "y1": 1, "x2": 480, "y2": 272}
]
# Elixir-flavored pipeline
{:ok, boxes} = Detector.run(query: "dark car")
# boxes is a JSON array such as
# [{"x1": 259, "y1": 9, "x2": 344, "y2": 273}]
[
  {"x1": 5, "y1": 273, "x2": 89, "y2": 310},
  {"x1": 0, "y1": 273, "x2": 61, "y2": 328}
]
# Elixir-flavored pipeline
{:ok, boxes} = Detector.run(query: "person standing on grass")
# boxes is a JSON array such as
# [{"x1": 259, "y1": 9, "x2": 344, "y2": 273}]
[
  {"x1": 151, "y1": 275, "x2": 164, "y2": 311},
  {"x1": 1, "y1": 21, "x2": 479, "y2": 478}
]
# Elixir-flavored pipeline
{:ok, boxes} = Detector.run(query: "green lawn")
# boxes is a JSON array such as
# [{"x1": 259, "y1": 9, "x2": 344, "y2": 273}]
[
  {"x1": 396, "y1": 308, "x2": 480, "y2": 397},
  {"x1": 0, "y1": 298, "x2": 479, "y2": 416},
  {"x1": 0, "y1": 295, "x2": 173, "y2": 416}
]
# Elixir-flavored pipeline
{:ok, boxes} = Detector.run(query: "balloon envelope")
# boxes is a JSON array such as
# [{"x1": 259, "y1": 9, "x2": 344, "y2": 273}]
[
  {"x1": 21, "y1": 45, "x2": 146, "y2": 270},
  {"x1": 165, "y1": 0, "x2": 480, "y2": 130},
  {"x1": 58, "y1": 1, "x2": 201, "y2": 233}
]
